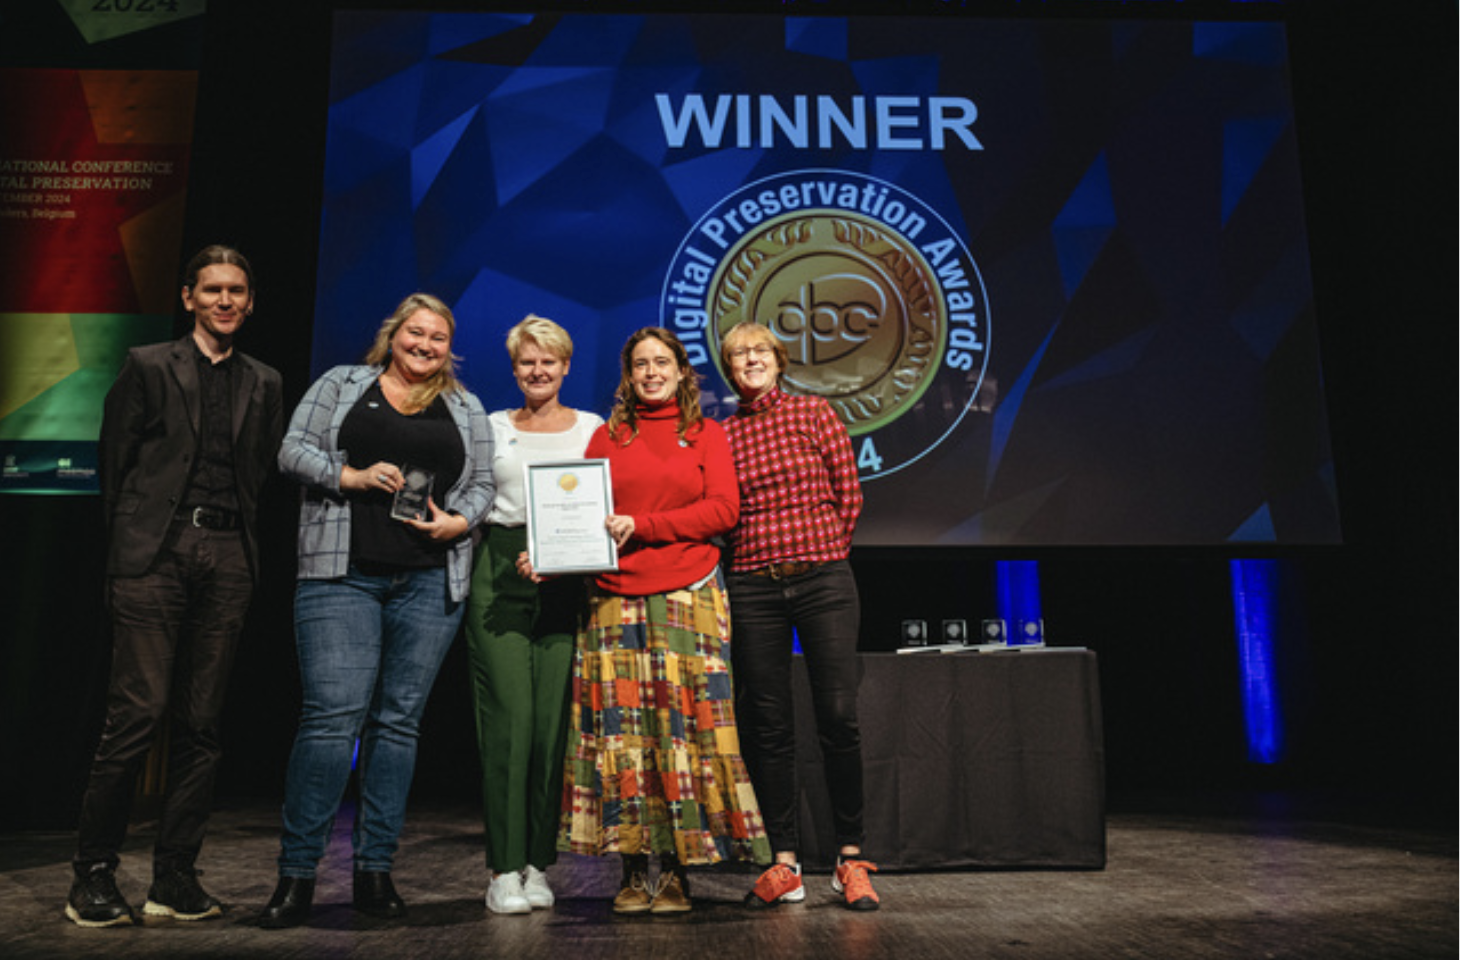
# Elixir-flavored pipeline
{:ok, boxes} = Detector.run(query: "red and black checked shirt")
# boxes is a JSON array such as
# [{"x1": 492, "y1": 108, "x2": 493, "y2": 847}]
[{"x1": 722, "y1": 387, "x2": 862, "y2": 573}]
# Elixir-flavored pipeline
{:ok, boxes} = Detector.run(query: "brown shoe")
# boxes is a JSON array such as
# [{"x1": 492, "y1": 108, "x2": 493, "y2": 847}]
[
  {"x1": 650, "y1": 869, "x2": 691, "y2": 914},
  {"x1": 612, "y1": 861, "x2": 653, "y2": 915}
]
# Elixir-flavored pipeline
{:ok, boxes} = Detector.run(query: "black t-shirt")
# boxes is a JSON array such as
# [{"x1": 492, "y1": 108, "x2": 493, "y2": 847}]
[{"x1": 338, "y1": 380, "x2": 466, "y2": 570}]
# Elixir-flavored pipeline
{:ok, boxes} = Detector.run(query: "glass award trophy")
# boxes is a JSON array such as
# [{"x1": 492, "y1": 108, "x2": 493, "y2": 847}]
[{"x1": 390, "y1": 465, "x2": 434, "y2": 521}]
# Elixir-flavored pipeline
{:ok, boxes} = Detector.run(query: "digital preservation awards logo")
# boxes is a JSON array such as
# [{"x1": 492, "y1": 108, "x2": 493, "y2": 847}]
[{"x1": 661, "y1": 168, "x2": 991, "y2": 481}]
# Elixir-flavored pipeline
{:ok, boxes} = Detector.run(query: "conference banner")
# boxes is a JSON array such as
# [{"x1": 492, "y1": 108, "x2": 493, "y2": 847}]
[
  {"x1": 0, "y1": 65, "x2": 197, "y2": 494},
  {"x1": 312, "y1": 12, "x2": 1339, "y2": 546}
]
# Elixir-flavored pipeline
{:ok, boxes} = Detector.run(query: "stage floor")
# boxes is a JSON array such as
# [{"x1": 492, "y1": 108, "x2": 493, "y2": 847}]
[{"x1": 2, "y1": 794, "x2": 1454, "y2": 960}]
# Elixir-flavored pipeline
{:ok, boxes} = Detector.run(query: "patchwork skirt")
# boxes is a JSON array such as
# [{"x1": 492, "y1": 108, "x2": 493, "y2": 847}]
[{"x1": 558, "y1": 577, "x2": 771, "y2": 865}]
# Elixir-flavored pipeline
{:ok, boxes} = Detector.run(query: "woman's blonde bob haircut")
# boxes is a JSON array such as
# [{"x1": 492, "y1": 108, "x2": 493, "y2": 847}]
[{"x1": 505, "y1": 313, "x2": 574, "y2": 362}]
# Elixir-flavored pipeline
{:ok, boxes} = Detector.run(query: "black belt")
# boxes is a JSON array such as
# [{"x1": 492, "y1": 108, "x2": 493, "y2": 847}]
[
  {"x1": 180, "y1": 506, "x2": 240, "y2": 530},
  {"x1": 750, "y1": 560, "x2": 823, "y2": 580}
]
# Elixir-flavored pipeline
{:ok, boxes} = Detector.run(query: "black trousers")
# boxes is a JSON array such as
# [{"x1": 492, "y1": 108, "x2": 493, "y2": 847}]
[
  {"x1": 728, "y1": 560, "x2": 865, "y2": 856},
  {"x1": 73, "y1": 521, "x2": 253, "y2": 877}
]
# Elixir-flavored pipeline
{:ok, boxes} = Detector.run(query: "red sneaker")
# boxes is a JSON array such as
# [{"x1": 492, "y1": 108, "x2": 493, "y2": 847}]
[
  {"x1": 743, "y1": 862, "x2": 806, "y2": 909},
  {"x1": 832, "y1": 858, "x2": 880, "y2": 911}
]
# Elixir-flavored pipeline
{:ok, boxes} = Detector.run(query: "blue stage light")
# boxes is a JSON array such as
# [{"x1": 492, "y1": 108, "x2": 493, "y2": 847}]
[
  {"x1": 1229, "y1": 559, "x2": 1283, "y2": 764},
  {"x1": 996, "y1": 561, "x2": 1043, "y2": 647}
]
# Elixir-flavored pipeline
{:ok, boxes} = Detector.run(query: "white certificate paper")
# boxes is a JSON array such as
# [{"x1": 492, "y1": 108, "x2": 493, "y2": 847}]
[{"x1": 524, "y1": 458, "x2": 618, "y2": 575}]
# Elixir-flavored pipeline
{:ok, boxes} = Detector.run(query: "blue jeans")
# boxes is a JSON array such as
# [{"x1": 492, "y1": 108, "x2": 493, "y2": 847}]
[
  {"x1": 728, "y1": 560, "x2": 865, "y2": 855},
  {"x1": 278, "y1": 565, "x2": 462, "y2": 877}
]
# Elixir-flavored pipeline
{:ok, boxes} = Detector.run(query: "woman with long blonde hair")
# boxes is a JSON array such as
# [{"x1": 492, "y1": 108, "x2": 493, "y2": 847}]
[{"x1": 261, "y1": 293, "x2": 494, "y2": 928}]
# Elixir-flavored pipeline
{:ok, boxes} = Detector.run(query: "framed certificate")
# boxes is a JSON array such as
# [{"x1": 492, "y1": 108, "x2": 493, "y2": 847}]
[{"x1": 524, "y1": 458, "x2": 618, "y2": 576}]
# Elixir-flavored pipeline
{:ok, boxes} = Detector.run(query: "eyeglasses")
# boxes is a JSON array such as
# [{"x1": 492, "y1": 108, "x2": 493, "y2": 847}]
[{"x1": 728, "y1": 344, "x2": 774, "y2": 361}]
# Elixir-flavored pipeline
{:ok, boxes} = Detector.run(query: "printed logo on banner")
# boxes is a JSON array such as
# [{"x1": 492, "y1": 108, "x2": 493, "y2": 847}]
[{"x1": 661, "y1": 169, "x2": 991, "y2": 481}]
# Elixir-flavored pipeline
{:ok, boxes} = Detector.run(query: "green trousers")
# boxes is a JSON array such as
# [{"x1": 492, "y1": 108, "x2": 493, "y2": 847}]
[{"x1": 465, "y1": 525, "x2": 578, "y2": 874}]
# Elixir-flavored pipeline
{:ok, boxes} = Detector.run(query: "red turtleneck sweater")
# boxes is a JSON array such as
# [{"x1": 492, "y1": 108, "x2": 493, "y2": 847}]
[{"x1": 584, "y1": 402, "x2": 738, "y2": 596}]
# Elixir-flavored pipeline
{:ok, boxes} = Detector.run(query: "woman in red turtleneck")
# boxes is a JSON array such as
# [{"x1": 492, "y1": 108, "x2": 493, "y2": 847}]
[{"x1": 555, "y1": 328, "x2": 770, "y2": 915}]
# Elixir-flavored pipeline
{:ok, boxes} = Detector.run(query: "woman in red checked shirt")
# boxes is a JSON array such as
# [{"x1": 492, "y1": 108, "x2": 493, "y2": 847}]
[{"x1": 718, "y1": 321, "x2": 880, "y2": 912}]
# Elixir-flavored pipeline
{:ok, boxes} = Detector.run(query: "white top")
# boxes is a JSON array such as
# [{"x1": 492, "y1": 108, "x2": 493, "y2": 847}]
[{"x1": 485, "y1": 408, "x2": 604, "y2": 526}]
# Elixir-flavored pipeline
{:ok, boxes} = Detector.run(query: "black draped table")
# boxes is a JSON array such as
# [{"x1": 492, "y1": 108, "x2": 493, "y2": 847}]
[{"x1": 790, "y1": 649, "x2": 1105, "y2": 871}]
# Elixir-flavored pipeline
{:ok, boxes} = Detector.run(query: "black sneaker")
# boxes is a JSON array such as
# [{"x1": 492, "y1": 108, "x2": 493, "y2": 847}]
[
  {"x1": 65, "y1": 867, "x2": 134, "y2": 928},
  {"x1": 142, "y1": 869, "x2": 223, "y2": 921}
]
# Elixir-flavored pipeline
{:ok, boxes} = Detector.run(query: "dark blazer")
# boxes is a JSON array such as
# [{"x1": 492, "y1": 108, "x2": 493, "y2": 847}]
[{"x1": 99, "y1": 335, "x2": 284, "y2": 578}]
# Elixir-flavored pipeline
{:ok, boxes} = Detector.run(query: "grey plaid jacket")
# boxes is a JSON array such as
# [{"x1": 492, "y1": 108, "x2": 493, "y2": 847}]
[{"x1": 278, "y1": 365, "x2": 494, "y2": 601}]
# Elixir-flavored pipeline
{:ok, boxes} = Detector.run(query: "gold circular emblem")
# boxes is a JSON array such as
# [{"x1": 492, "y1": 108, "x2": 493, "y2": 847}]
[
  {"x1": 557, "y1": 473, "x2": 578, "y2": 493},
  {"x1": 708, "y1": 212, "x2": 943, "y2": 435}
]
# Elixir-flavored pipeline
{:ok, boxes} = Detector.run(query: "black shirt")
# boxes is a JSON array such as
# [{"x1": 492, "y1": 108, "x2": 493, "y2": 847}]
[
  {"x1": 182, "y1": 342, "x2": 240, "y2": 513},
  {"x1": 338, "y1": 380, "x2": 466, "y2": 570}
]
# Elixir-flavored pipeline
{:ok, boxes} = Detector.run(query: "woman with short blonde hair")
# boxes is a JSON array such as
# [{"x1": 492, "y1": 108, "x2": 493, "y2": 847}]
[{"x1": 466, "y1": 314, "x2": 603, "y2": 915}]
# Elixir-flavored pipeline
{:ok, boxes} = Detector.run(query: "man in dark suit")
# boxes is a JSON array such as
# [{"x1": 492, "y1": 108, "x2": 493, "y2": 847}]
[{"x1": 66, "y1": 245, "x2": 284, "y2": 927}]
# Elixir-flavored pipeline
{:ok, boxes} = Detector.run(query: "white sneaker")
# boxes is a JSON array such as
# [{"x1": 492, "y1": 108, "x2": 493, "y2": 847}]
[
  {"x1": 485, "y1": 872, "x2": 531, "y2": 915},
  {"x1": 522, "y1": 865, "x2": 554, "y2": 908}
]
